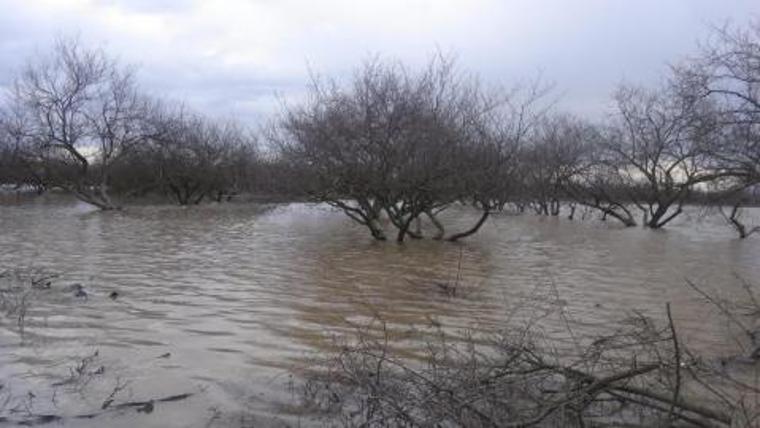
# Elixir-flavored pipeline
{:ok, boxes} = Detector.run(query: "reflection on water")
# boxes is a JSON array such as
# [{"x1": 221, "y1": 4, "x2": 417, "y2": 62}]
[{"x1": 1, "y1": 198, "x2": 759, "y2": 426}]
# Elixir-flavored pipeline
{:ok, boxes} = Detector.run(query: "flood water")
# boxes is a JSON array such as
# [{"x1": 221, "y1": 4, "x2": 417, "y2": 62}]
[{"x1": 1, "y1": 197, "x2": 759, "y2": 427}]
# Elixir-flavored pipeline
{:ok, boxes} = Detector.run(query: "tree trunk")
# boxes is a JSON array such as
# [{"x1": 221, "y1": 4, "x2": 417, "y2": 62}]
[
  {"x1": 69, "y1": 184, "x2": 119, "y2": 211},
  {"x1": 578, "y1": 200, "x2": 636, "y2": 227},
  {"x1": 605, "y1": 208, "x2": 637, "y2": 227},
  {"x1": 367, "y1": 218, "x2": 387, "y2": 241},
  {"x1": 426, "y1": 210, "x2": 445, "y2": 240},
  {"x1": 646, "y1": 204, "x2": 682, "y2": 229},
  {"x1": 395, "y1": 213, "x2": 419, "y2": 243},
  {"x1": 550, "y1": 199, "x2": 560, "y2": 216},
  {"x1": 447, "y1": 209, "x2": 490, "y2": 242},
  {"x1": 722, "y1": 202, "x2": 760, "y2": 239},
  {"x1": 413, "y1": 217, "x2": 422, "y2": 237}
]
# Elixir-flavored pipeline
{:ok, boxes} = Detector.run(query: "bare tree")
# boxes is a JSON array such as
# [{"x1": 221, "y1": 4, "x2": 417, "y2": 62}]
[
  {"x1": 712, "y1": 186, "x2": 760, "y2": 239},
  {"x1": 0, "y1": 105, "x2": 49, "y2": 193},
  {"x1": 146, "y1": 105, "x2": 255, "y2": 205},
  {"x1": 672, "y1": 21, "x2": 760, "y2": 236},
  {"x1": 602, "y1": 84, "x2": 724, "y2": 228},
  {"x1": 0, "y1": 110, "x2": 20, "y2": 187},
  {"x1": 565, "y1": 166, "x2": 639, "y2": 227},
  {"x1": 674, "y1": 21, "x2": 760, "y2": 181},
  {"x1": 8, "y1": 38, "x2": 149, "y2": 210},
  {"x1": 275, "y1": 55, "x2": 548, "y2": 242},
  {"x1": 521, "y1": 114, "x2": 590, "y2": 217},
  {"x1": 272, "y1": 58, "x2": 408, "y2": 240},
  {"x1": 557, "y1": 122, "x2": 639, "y2": 227},
  {"x1": 441, "y1": 77, "x2": 550, "y2": 241}
]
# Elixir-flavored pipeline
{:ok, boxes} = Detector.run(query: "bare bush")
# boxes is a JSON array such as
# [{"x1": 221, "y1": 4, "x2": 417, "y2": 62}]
[
  {"x1": 0, "y1": 267, "x2": 57, "y2": 334},
  {"x1": 296, "y1": 283, "x2": 760, "y2": 427},
  {"x1": 0, "y1": 347, "x2": 194, "y2": 426}
]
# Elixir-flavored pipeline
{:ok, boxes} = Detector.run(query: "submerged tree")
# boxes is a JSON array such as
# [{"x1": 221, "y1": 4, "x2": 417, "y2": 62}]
[
  {"x1": 146, "y1": 105, "x2": 256, "y2": 205},
  {"x1": 675, "y1": 21, "x2": 760, "y2": 181},
  {"x1": 7, "y1": 38, "x2": 150, "y2": 209},
  {"x1": 521, "y1": 114, "x2": 590, "y2": 217},
  {"x1": 274, "y1": 55, "x2": 547, "y2": 242},
  {"x1": 673, "y1": 21, "x2": 760, "y2": 237},
  {"x1": 600, "y1": 85, "x2": 724, "y2": 229},
  {"x1": 0, "y1": 110, "x2": 26, "y2": 189}
]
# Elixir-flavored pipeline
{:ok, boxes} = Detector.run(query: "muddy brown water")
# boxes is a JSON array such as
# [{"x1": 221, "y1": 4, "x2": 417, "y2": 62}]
[{"x1": 1, "y1": 197, "x2": 759, "y2": 427}]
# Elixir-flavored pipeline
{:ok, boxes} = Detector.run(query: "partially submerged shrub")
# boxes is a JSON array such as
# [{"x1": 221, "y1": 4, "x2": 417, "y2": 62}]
[
  {"x1": 0, "y1": 267, "x2": 58, "y2": 334},
  {"x1": 296, "y1": 282, "x2": 760, "y2": 427}
]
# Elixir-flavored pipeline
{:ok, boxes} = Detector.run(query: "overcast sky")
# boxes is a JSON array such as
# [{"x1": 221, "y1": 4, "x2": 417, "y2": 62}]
[{"x1": 1, "y1": 0, "x2": 758, "y2": 124}]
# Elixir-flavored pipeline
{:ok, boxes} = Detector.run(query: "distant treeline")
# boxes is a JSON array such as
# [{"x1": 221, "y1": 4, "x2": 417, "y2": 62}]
[{"x1": 1, "y1": 22, "x2": 759, "y2": 240}]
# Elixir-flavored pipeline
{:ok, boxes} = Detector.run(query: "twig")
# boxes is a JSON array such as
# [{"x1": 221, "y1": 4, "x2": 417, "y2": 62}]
[
  {"x1": 666, "y1": 302, "x2": 682, "y2": 423},
  {"x1": 685, "y1": 279, "x2": 754, "y2": 340}
]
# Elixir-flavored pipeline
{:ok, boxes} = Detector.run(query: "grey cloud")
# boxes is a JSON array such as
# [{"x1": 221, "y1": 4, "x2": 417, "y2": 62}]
[
  {"x1": 1, "y1": 0, "x2": 759, "y2": 124},
  {"x1": 94, "y1": 0, "x2": 197, "y2": 13}
]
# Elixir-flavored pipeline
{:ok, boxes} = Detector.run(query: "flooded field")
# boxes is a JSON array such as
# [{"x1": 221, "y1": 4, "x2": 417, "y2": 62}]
[{"x1": 1, "y1": 198, "x2": 759, "y2": 427}]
